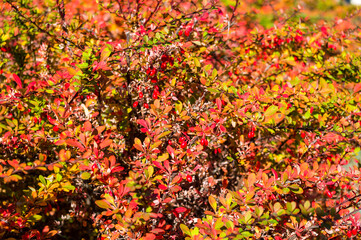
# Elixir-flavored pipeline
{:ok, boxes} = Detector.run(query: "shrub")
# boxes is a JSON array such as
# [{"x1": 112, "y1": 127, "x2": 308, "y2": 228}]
[{"x1": 1, "y1": 0, "x2": 361, "y2": 239}]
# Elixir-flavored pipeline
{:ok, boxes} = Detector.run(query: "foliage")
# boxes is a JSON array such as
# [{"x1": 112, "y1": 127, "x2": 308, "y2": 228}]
[{"x1": 1, "y1": 0, "x2": 361, "y2": 239}]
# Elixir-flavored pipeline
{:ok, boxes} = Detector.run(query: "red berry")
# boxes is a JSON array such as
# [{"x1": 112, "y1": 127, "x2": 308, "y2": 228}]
[
  {"x1": 64, "y1": 83, "x2": 70, "y2": 90},
  {"x1": 352, "y1": 228, "x2": 357, "y2": 236},
  {"x1": 200, "y1": 138, "x2": 208, "y2": 147},
  {"x1": 301, "y1": 131, "x2": 306, "y2": 138},
  {"x1": 347, "y1": 231, "x2": 352, "y2": 238},
  {"x1": 181, "y1": 141, "x2": 187, "y2": 149},
  {"x1": 144, "y1": 103, "x2": 149, "y2": 109},
  {"x1": 179, "y1": 137, "x2": 186, "y2": 143},
  {"x1": 168, "y1": 140, "x2": 172, "y2": 145},
  {"x1": 214, "y1": 149, "x2": 218, "y2": 154},
  {"x1": 152, "y1": 92, "x2": 158, "y2": 99},
  {"x1": 133, "y1": 101, "x2": 139, "y2": 108},
  {"x1": 178, "y1": 30, "x2": 183, "y2": 36},
  {"x1": 53, "y1": 126, "x2": 59, "y2": 132},
  {"x1": 91, "y1": 163, "x2": 98, "y2": 172},
  {"x1": 139, "y1": 92, "x2": 143, "y2": 99},
  {"x1": 161, "y1": 54, "x2": 168, "y2": 61},
  {"x1": 151, "y1": 77, "x2": 158, "y2": 83},
  {"x1": 150, "y1": 68, "x2": 157, "y2": 76},
  {"x1": 161, "y1": 62, "x2": 167, "y2": 70},
  {"x1": 186, "y1": 175, "x2": 192, "y2": 182},
  {"x1": 185, "y1": 27, "x2": 191, "y2": 37},
  {"x1": 248, "y1": 131, "x2": 255, "y2": 139}
]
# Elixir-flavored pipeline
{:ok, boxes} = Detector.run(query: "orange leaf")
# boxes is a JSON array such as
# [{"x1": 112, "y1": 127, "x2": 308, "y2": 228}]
[
  {"x1": 354, "y1": 83, "x2": 361, "y2": 93},
  {"x1": 84, "y1": 121, "x2": 92, "y2": 131},
  {"x1": 99, "y1": 138, "x2": 112, "y2": 149}
]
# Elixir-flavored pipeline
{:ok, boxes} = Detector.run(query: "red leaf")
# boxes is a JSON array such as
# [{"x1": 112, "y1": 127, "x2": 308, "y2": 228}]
[
  {"x1": 152, "y1": 161, "x2": 164, "y2": 170},
  {"x1": 175, "y1": 207, "x2": 187, "y2": 213},
  {"x1": 144, "y1": 233, "x2": 156, "y2": 240},
  {"x1": 271, "y1": 169, "x2": 278, "y2": 179},
  {"x1": 216, "y1": 98, "x2": 222, "y2": 111},
  {"x1": 12, "y1": 74, "x2": 23, "y2": 89},
  {"x1": 150, "y1": 228, "x2": 165, "y2": 234},
  {"x1": 111, "y1": 166, "x2": 124, "y2": 173},
  {"x1": 66, "y1": 139, "x2": 85, "y2": 151},
  {"x1": 137, "y1": 119, "x2": 148, "y2": 129},
  {"x1": 26, "y1": 81, "x2": 36, "y2": 94},
  {"x1": 167, "y1": 145, "x2": 175, "y2": 159},
  {"x1": 219, "y1": 124, "x2": 226, "y2": 132},
  {"x1": 159, "y1": 184, "x2": 167, "y2": 190},
  {"x1": 48, "y1": 117, "x2": 57, "y2": 125}
]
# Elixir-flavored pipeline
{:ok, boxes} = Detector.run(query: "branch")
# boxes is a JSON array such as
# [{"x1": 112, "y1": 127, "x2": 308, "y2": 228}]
[
  {"x1": 6, "y1": 0, "x2": 83, "y2": 50},
  {"x1": 143, "y1": 0, "x2": 163, "y2": 27}
]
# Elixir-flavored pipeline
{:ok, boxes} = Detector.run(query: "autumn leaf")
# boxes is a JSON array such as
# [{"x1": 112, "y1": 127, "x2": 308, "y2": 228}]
[{"x1": 12, "y1": 73, "x2": 22, "y2": 89}]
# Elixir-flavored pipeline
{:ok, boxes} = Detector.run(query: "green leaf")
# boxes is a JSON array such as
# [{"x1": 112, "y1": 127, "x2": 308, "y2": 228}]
[
  {"x1": 56, "y1": 173, "x2": 63, "y2": 182},
  {"x1": 194, "y1": 57, "x2": 200, "y2": 67},
  {"x1": 146, "y1": 166, "x2": 154, "y2": 179},
  {"x1": 62, "y1": 185, "x2": 75, "y2": 191},
  {"x1": 215, "y1": 218, "x2": 224, "y2": 229},
  {"x1": 180, "y1": 224, "x2": 191, "y2": 236},
  {"x1": 212, "y1": 68, "x2": 218, "y2": 79},
  {"x1": 95, "y1": 200, "x2": 112, "y2": 209},
  {"x1": 77, "y1": 62, "x2": 89, "y2": 69},
  {"x1": 225, "y1": 220, "x2": 234, "y2": 230},
  {"x1": 282, "y1": 187, "x2": 290, "y2": 194},
  {"x1": 241, "y1": 231, "x2": 253, "y2": 237},
  {"x1": 81, "y1": 172, "x2": 91, "y2": 180},
  {"x1": 100, "y1": 47, "x2": 111, "y2": 62},
  {"x1": 204, "y1": 64, "x2": 212, "y2": 71},
  {"x1": 291, "y1": 187, "x2": 304, "y2": 194},
  {"x1": 286, "y1": 202, "x2": 296, "y2": 212},
  {"x1": 39, "y1": 175, "x2": 46, "y2": 186},
  {"x1": 264, "y1": 105, "x2": 278, "y2": 117},
  {"x1": 304, "y1": 200, "x2": 310, "y2": 210},
  {"x1": 28, "y1": 214, "x2": 42, "y2": 222},
  {"x1": 316, "y1": 207, "x2": 326, "y2": 217},
  {"x1": 244, "y1": 211, "x2": 253, "y2": 223},
  {"x1": 304, "y1": 111, "x2": 311, "y2": 119},
  {"x1": 175, "y1": 101, "x2": 183, "y2": 114},
  {"x1": 207, "y1": 87, "x2": 219, "y2": 93}
]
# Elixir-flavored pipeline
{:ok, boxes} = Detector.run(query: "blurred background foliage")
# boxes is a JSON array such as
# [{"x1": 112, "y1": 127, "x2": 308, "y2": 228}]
[{"x1": 221, "y1": 0, "x2": 361, "y2": 28}]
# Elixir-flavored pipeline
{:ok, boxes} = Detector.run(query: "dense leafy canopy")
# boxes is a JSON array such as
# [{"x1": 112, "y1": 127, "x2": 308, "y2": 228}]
[{"x1": 2, "y1": 0, "x2": 361, "y2": 239}]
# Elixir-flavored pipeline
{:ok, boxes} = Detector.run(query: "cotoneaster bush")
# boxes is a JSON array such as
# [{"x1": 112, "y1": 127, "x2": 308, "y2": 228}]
[{"x1": 2, "y1": 0, "x2": 361, "y2": 239}]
